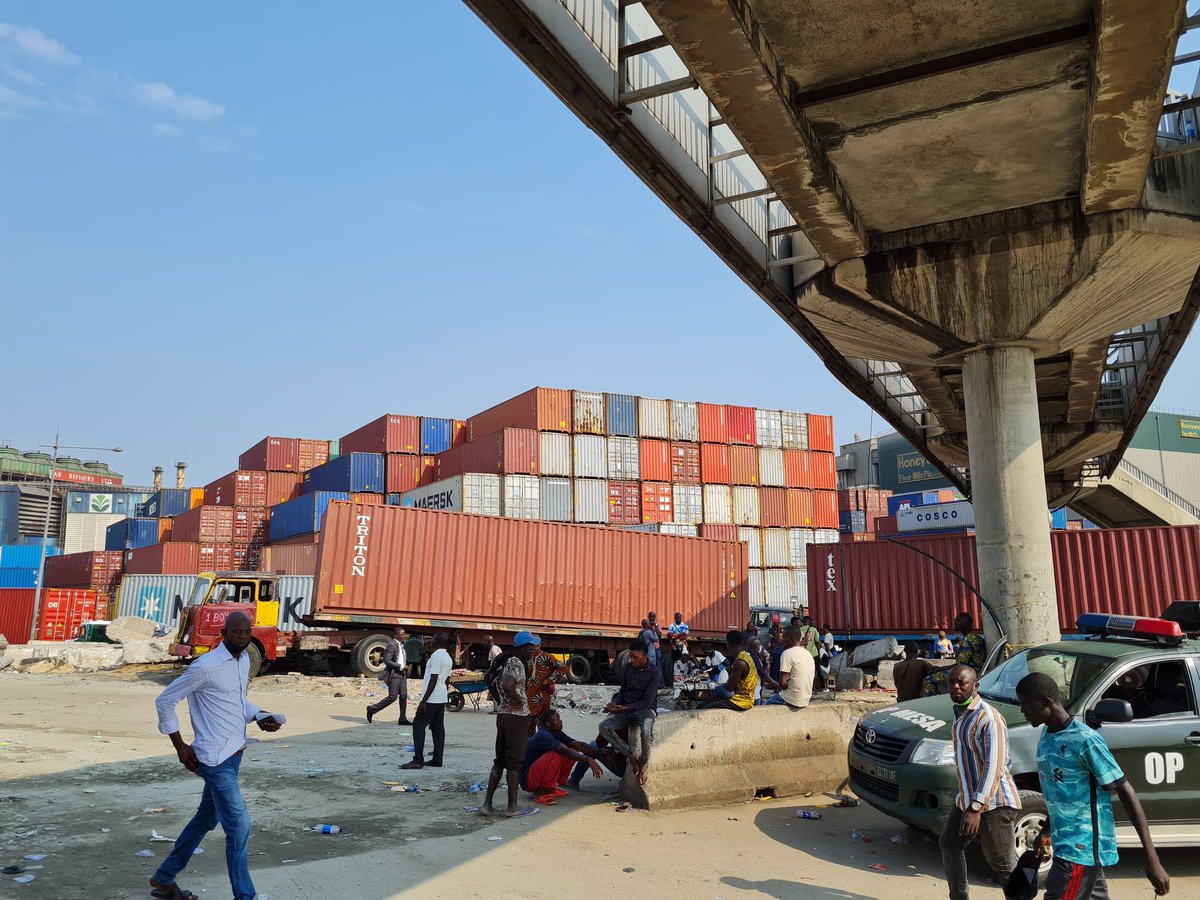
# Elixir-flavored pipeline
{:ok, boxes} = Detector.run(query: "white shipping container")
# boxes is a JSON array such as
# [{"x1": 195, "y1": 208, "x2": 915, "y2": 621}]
[
  {"x1": 670, "y1": 400, "x2": 699, "y2": 442},
  {"x1": 758, "y1": 448, "x2": 785, "y2": 486},
  {"x1": 573, "y1": 390, "x2": 606, "y2": 434},
  {"x1": 781, "y1": 411, "x2": 809, "y2": 450},
  {"x1": 573, "y1": 434, "x2": 607, "y2": 478},
  {"x1": 502, "y1": 474, "x2": 540, "y2": 520},
  {"x1": 277, "y1": 575, "x2": 317, "y2": 632},
  {"x1": 747, "y1": 568, "x2": 764, "y2": 606},
  {"x1": 539, "y1": 431, "x2": 572, "y2": 477},
  {"x1": 791, "y1": 568, "x2": 808, "y2": 609},
  {"x1": 672, "y1": 484, "x2": 703, "y2": 525},
  {"x1": 761, "y1": 528, "x2": 790, "y2": 567},
  {"x1": 702, "y1": 484, "x2": 732, "y2": 523},
  {"x1": 64, "y1": 512, "x2": 125, "y2": 554},
  {"x1": 116, "y1": 574, "x2": 197, "y2": 631},
  {"x1": 400, "y1": 474, "x2": 501, "y2": 516},
  {"x1": 619, "y1": 522, "x2": 699, "y2": 536},
  {"x1": 815, "y1": 528, "x2": 839, "y2": 544},
  {"x1": 764, "y1": 568, "x2": 793, "y2": 605},
  {"x1": 788, "y1": 527, "x2": 816, "y2": 568},
  {"x1": 738, "y1": 526, "x2": 762, "y2": 567},
  {"x1": 573, "y1": 478, "x2": 610, "y2": 523},
  {"x1": 755, "y1": 409, "x2": 783, "y2": 449},
  {"x1": 539, "y1": 477, "x2": 572, "y2": 522},
  {"x1": 607, "y1": 435, "x2": 640, "y2": 481},
  {"x1": 638, "y1": 397, "x2": 670, "y2": 438},
  {"x1": 732, "y1": 485, "x2": 761, "y2": 526},
  {"x1": 898, "y1": 500, "x2": 974, "y2": 532}
]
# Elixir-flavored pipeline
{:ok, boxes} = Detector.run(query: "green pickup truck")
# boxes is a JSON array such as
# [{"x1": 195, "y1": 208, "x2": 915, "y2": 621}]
[{"x1": 848, "y1": 607, "x2": 1200, "y2": 861}]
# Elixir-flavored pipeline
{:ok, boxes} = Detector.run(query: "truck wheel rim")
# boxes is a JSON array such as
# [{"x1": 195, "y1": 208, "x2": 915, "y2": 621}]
[{"x1": 1014, "y1": 810, "x2": 1050, "y2": 872}]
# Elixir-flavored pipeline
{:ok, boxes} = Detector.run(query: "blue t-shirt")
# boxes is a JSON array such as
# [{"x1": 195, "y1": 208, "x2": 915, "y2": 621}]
[
  {"x1": 1036, "y1": 719, "x2": 1124, "y2": 867},
  {"x1": 519, "y1": 726, "x2": 574, "y2": 785}
]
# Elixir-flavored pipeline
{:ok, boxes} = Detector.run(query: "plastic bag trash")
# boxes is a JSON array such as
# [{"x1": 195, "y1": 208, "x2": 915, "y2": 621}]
[
  {"x1": 850, "y1": 829, "x2": 872, "y2": 843},
  {"x1": 151, "y1": 830, "x2": 175, "y2": 843},
  {"x1": 302, "y1": 768, "x2": 326, "y2": 774},
  {"x1": 464, "y1": 806, "x2": 479, "y2": 812},
  {"x1": 282, "y1": 859, "x2": 297, "y2": 863},
  {"x1": 469, "y1": 781, "x2": 483, "y2": 793},
  {"x1": 12, "y1": 874, "x2": 34, "y2": 884},
  {"x1": 622, "y1": 867, "x2": 635, "y2": 873},
  {"x1": 403, "y1": 746, "x2": 416, "y2": 753},
  {"x1": 868, "y1": 863, "x2": 888, "y2": 872},
  {"x1": 486, "y1": 836, "x2": 501, "y2": 841},
  {"x1": 135, "y1": 850, "x2": 155, "y2": 858},
  {"x1": 100, "y1": 828, "x2": 111, "y2": 834},
  {"x1": 82, "y1": 789, "x2": 97, "y2": 794},
  {"x1": 404, "y1": 837, "x2": 417, "y2": 842},
  {"x1": 143, "y1": 806, "x2": 168, "y2": 814},
  {"x1": 890, "y1": 834, "x2": 910, "y2": 845},
  {"x1": 22, "y1": 855, "x2": 46, "y2": 862},
  {"x1": 193, "y1": 848, "x2": 204, "y2": 854}
]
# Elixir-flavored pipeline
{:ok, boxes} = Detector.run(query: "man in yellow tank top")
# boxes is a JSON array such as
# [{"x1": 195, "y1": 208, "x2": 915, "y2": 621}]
[{"x1": 699, "y1": 630, "x2": 757, "y2": 711}]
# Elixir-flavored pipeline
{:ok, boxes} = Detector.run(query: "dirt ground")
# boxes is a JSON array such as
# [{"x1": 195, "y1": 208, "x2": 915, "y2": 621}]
[{"x1": 2, "y1": 668, "x2": 1197, "y2": 900}]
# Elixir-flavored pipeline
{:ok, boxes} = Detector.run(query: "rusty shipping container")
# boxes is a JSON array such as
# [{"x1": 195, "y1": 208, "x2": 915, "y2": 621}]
[
  {"x1": 232, "y1": 507, "x2": 269, "y2": 545},
  {"x1": 787, "y1": 489, "x2": 815, "y2": 528},
  {"x1": 239, "y1": 436, "x2": 300, "y2": 472},
  {"x1": 726, "y1": 405, "x2": 757, "y2": 446},
  {"x1": 760, "y1": 487, "x2": 789, "y2": 527},
  {"x1": 697, "y1": 402, "x2": 729, "y2": 444},
  {"x1": 341, "y1": 414, "x2": 420, "y2": 455},
  {"x1": 171, "y1": 506, "x2": 235, "y2": 544},
  {"x1": 205, "y1": 470, "x2": 268, "y2": 508},
  {"x1": 469, "y1": 387, "x2": 572, "y2": 438},
  {"x1": 0, "y1": 588, "x2": 36, "y2": 642},
  {"x1": 729, "y1": 445, "x2": 759, "y2": 486},
  {"x1": 43, "y1": 550, "x2": 124, "y2": 589},
  {"x1": 436, "y1": 428, "x2": 538, "y2": 479},
  {"x1": 573, "y1": 390, "x2": 607, "y2": 435},
  {"x1": 263, "y1": 541, "x2": 320, "y2": 577},
  {"x1": 298, "y1": 439, "x2": 331, "y2": 473},
  {"x1": 313, "y1": 503, "x2": 747, "y2": 637}
]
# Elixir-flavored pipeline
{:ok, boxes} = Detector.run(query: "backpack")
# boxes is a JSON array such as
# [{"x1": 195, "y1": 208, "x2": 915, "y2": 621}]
[{"x1": 484, "y1": 649, "x2": 515, "y2": 702}]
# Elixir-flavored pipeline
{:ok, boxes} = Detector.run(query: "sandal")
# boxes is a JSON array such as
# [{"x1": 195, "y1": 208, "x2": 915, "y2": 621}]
[
  {"x1": 150, "y1": 880, "x2": 198, "y2": 900},
  {"x1": 534, "y1": 794, "x2": 557, "y2": 805}
]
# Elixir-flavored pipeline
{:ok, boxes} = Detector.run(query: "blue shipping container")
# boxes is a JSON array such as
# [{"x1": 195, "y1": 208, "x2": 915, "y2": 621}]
[
  {"x1": 302, "y1": 454, "x2": 384, "y2": 494},
  {"x1": 1050, "y1": 508, "x2": 1068, "y2": 530},
  {"x1": 420, "y1": 418, "x2": 455, "y2": 455},
  {"x1": 0, "y1": 544, "x2": 60, "y2": 568},
  {"x1": 105, "y1": 518, "x2": 161, "y2": 551},
  {"x1": 140, "y1": 489, "x2": 192, "y2": 519},
  {"x1": 838, "y1": 510, "x2": 867, "y2": 533},
  {"x1": 269, "y1": 492, "x2": 349, "y2": 542},
  {"x1": 66, "y1": 490, "x2": 150, "y2": 516},
  {"x1": 0, "y1": 567, "x2": 38, "y2": 588},
  {"x1": 386, "y1": 494, "x2": 402, "y2": 506},
  {"x1": 606, "y1": 393, "x2": 638, "y2": 437}
]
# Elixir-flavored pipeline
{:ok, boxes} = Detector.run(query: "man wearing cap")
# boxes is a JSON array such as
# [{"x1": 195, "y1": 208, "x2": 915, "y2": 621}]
[{"x1": 481, "y1": 630, "x2": 540, "y2": 818}]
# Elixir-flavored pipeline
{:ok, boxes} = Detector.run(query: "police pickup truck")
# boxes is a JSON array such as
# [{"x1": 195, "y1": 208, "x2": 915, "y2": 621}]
[{"x1": 848, "y1": 607, "x2": 1200, "y2": 861}]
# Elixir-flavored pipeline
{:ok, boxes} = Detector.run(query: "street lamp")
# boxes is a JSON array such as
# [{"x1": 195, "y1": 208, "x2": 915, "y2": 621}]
[{"x1": 30, "y1": 431, "x2": 123, "y2": 642}]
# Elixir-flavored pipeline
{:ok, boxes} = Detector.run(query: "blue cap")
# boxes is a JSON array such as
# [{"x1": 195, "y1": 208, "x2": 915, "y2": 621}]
[{"x1": 513, "y1": 631, "x2": 541, "y2": 647}]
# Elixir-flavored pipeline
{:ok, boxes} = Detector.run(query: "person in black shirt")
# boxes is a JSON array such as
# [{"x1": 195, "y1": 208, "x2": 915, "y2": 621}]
[{"x1": 599, "y1": 640, "x2": 661, "y2": 785}]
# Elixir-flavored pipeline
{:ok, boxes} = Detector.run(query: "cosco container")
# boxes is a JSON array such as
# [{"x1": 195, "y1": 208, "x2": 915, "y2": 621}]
[
  {"x1": 671, "y1": 442, "x2": 701, "y2": 484},
  {"x1": 420, "y1": 417, "x2": 457, "y2": 455},
  {"x1": 105, "y1": 518, "x2": 160, "y2": 551},
  {"x1": 303, "y1": 453, "x2": 385, "y2": 494},
  {"x1": 116, "y1": 574, "x2": 197, "y2": 630},
  {"x1": 269, "y1": 491, "x2": 349, "y2": 541},
  {"x1": 205, "y1": 471, "x2": 268, "y2": 507},
  {"x1": 638, "y1": 398, "x2": 670, "y2": 438},
  {"x1": 469, "y1": 387, "x2": 571, "y2": 438},
  {"x1": 240, "y1": 436, "x2": 300, "y2": 472},
  {"x1": 607, "y1": 436, "x2": 639, "y2": 481},
  {"x1": 898, "y1": 500, "x2": 974, "y2": 533},
  {"x1": 606, "y1": 393, "x2": 637, "y2": 436},
  {"x1": 697, "y1": 403, "x2": 729, "y2": 444},
  {"x1": 399, "y1": 475, "x2": 500, "y2": 516},
  {"x1": 670, "y1": 400, "x2": 699, "y2": 442},
  {"x1": 140, "y1": 489, "x2": 192, "y2": 519},
  {"x1": 124, "y1": 543, "x2": 200, "y2": 575},
  {"x1": 760, "y1": 487, "x2": 789, "y2": 527},
  {"x1": 806, "y1": 414, "x2": 835, "y2": 453},
  {"x1": 672, "y1": 484, "x2": 703, "y2": 524},
  {"x1": 726, "y1": 405, "x2": 757, "y2": 445},
  {"x1": 755, "y1": 409, "x2": 783, "y2": 449},
  {"x1": 436, "y1": 428, "x2": 538, "y2": 479},
  {"x1": 573, "y1": 391, "x2": 606, "y2": 434},
  {"x1": 732, "y1": 485, "x2": 761, "y2": 526},
  {"x1": 640, "y1": 482, "x2": 673, "y2": 523},
  {"x1": 539, "y1": 477, "x2": 572, "y2": 522},
  {"x1": 171, "y1": 506, "x2": 235, "y2": 544},
  {"x1": 340, "y1": 414, "x2": 420, "y2": 455},
  {"x1": 761, "y1": 528, "x2": 789, "y2": 568},
  {"x1": 266, "y1": 472, "x2": 303, "y2": 507},
  {"x1": 639, "y1": 439, "x2": 672, "y2": 483},
  {"x1": 539, "y1": 432, "x2": 573, "y2": 477},
  {"x1": 700, "y1": 444, "x2": 731, "y2": 484},
  {"x1": 573, "y1": 434, "x2": 607, "y2": 479},
  {"x1": 502, "y1": 475, "x2": 540, "y2": 520},
  {"x1": 738, "y1": 527, "x2": 762, "y2": 567},
  {"x1": 729, "y1": 445, "x2": 759, "y2": 485},
  {"x1": 607, "y1": 481, "x2": 640, "y2": 526},
  {"x1": 759, "y1": 448, "x2": 785, "y2": 487},
  {"x1": 386, "y1": 454, "x2": 436, "y2": 494},
  {"x1": 781, "y1": 411, "x2": 809, "y2": 450},
  {"x1": 702, "y1": 484, "x2": 732, "y2": 523},
  {"x1": 573, "y1": 478, "x2": 609, "y2": 524}
]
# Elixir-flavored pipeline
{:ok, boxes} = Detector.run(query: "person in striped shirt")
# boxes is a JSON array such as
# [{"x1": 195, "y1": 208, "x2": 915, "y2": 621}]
[{"x1": 940, "y1": 664, "x2": 1021, "y2": 900}]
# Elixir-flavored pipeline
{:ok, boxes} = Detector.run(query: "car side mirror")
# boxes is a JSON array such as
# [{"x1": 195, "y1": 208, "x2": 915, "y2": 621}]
[{"x1": 1086, "y1": 698, "x2": 1134, "y2": 728}]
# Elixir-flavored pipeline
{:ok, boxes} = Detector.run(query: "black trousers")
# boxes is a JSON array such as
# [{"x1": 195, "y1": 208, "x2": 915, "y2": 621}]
[
  {"x1": 412, "y1": 703, "x2": 446, "y2": 764},
  {"x1": 368, "y1": 674, "x2": 408, "y2": 719}
]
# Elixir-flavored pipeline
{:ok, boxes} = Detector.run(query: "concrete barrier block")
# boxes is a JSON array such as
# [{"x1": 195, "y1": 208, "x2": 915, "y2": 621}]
[
  {"x1": 105, "y1": 616, "x2": 159, "y2": 644},
  {"x1": 121, "y1": 638, "x2": 176, "y2": 665},
  {"x1": 850, "y1": 637, "x2": 900, "y2": 669},
  {"x1": 835, "y1": 667, "x2": 865, "y2": 691},
  {"x1": 875, "y1": 659, "x2": 897, "y2": 690},
  {"x1": 0, "y1": 633, "x2": 9, "y2": 650}
]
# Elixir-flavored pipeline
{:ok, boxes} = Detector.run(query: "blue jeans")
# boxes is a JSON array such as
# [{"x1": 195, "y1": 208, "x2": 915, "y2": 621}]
[
  {"x1": 154, "y1": 752, "x2": 255, "y2": 900},
  {"x1": 569, "y1": 739, "x2": 628, "y2": 783}
]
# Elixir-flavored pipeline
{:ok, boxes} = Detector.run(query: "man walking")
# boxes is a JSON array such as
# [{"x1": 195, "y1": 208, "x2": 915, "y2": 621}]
[
  {"x1": 402, "y1": 632, "x2": 452, "y2": 769},
  {"x1": 599, "y1": 639, "x2": 661, "y2": 784},
  {"x1": 367, "y1": 625, "x2": 410, "y2": 725},
  {"x1": 940, "y1": 664, "x2": 1020, "y2": 900},
  {"x1": 152, "y1": 611, "x2": 283, "y2": 900},
  {"x1": 481, "y1": 631, "x2": 540, "y2": 818}
]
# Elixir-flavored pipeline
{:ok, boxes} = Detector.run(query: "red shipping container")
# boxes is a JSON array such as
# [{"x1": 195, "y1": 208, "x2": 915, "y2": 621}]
[
  {"x1": 350, "y1": 492, "x2": 386, "y2": 505},
  {"x1": 171, "y1": 506, "x2": 235, "y2": 543},
  {"x1": 341, "y1": 414, "x2": 420, "y2": 455},
  {"x1": 842, "y1": 531, "x2": 876, "y2": 543},
  {"x1": 697, "y1": 403, "x2": 729, "y2": 444},
  {"x1": 698, "y1": 524, "x2": 739, "y2": 542},
  {"x1": 607, "y1": 481, "x2": 641, "y2": 526},
  {"x1": 43, "y1": 551, "x2": 124, "y2": 589},
  {"x1": 787, "y1": 489, "x2": 815, "y2": 527},
  {"x1": 231, "y1": 545, "x2": 261, "y2": 571},
  {"x1": 263, "y1": 541, "x2": 319, "y2": 576},
  {"x1": 807, "y1": 414, "x2": 834, "y2": 452},
  {"x1": 198, "y1": 543, "x2": 234, "y2": 571},
  {"x1": 298, "y1": 439, "x2": 331, "y2": 473},
  {"x1": 232, "y1": 507, "x2": 269, "y2": 545},
  {"x1": 452, "y1": 420, "x2": 469, "y2": 447},
  {"x1": 265, "y1": 471, "x2": 304, "y2": 507},
  {"x1": 37, "y1": 589, "x2": 101, "y2": 641},
  {"x1": 125, "y1": 543, "x2": 200, "y2": 575},
  {"x1": 700, "y1": 444, "x2": 731, "y2": 484},
  {"x1": 206, "y1": 470, "x2": 268, "y2": 507},
  {"x1": 0, "y1": 588, "x2": 36, "y2": 643},
  {"x1": 670, "y1": 443, "x2": 701, "y2": 484},
  {"x1": 158, "y1": 518, "x2": 173, "y2": 542},
  {"x1": 387, "y1": 454, "x2": 438, "y2": 494},
  {"x1": 435, "y1": 428, "x2": 538, "y2": 479},
  {"x1": 726, "y1": 405, "x2": 757, "y2": 446},
  {"x1": 760, "y1": 487, "x2": 789, "y2": 527},
  {"x1": 468, "y1": 387, "x2": 573, "y2": 439},
  {"x1": 875, "y1": 514, "x2": 899, "y2": 536},
  {"x1": 639, "y1": 440, "x2": 672, "y2": 483},
  {"x1": 729, "y1": 445, "x2": 759, "y2": 485},
  {"x1": 640, "y1": 482, "x2": 673, "y2": 523},
  {"x1": 783, "y1": 449, "x2": 808, "y2": 488},
  {"x1": 239, "y1": 436, "x2": 301, "y2": 472},
  {"x1": 805, "y1": 451, "x2": 836, "y2": 490},
  {"x1": 812, "y1": 491, "x2": 838, "y2": 528}
]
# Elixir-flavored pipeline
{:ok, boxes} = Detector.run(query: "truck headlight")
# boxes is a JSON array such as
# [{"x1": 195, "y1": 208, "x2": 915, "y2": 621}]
[{"x1": 910, "y1": 738, "x2": 955, "y2": 766}]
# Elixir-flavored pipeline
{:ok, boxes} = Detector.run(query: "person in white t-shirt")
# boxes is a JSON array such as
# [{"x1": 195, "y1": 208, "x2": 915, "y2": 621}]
[
  {"x1": 401, "y1": 632, "x2": 453, "y2": 769},
  {"x1": 765, "y1": 627, "x2": 814, "y2": 709},
  {"x1": 484, "y1": 634, "x2": 503, "y2": 714}
]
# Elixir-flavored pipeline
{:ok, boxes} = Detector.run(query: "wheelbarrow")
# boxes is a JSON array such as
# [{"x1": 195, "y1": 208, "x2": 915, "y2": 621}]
[{"x1": 446, "y1": 672, "x2": 490, "y2": 712}]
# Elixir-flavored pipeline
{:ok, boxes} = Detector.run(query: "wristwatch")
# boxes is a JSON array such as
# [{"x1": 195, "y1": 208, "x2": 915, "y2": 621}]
[{"x1": 969, "y1": 800, "x2": 983, "y2": 813}]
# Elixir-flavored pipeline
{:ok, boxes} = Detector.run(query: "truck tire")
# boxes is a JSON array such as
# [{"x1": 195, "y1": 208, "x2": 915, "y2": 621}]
[
  {"x1": 1014, "y1": 790, "x2": 1051, "y2": 879},
  {"x1": 565, "y1": 654, "x2": 592, "y2": 684},
  {"x1": 612, "y1": 649, "x2": 631, "y2": 685},
  {"x1": 246, "y1": 642, "x2": 265, "y2": 679},
  {"x1": 351, "y1": 633, "x2": 392, "y2": 677}
]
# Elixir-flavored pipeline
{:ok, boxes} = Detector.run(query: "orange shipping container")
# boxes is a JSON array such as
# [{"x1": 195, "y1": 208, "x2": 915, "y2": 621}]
[
  {"x1": 607, "y1": 481, "x2": 641, "y2": 526},
  {"x1": 37, "y1": 588, "x2": 101, "y2": 641},
  {"x1": 263, "y1": 541, "x2": 319, "y2": 576},
  {"x1": 807, "y1": 414, "x2": 834, "y2": 452},
  {"x1": 232, "y1": 507, "x2": 269, "y2": 545},
  {"x1": 314, "y1": 503, "x2": 747, "y2": 637},
  {"x1": 783, "y1": 449, "x2": 810, "y2": 488},
  {"x1": 639, "y1": 439, "x2": 672, "y2": 483},
  {"x1": 729, "y1": 445, "x2": 759, "y2": 485},
  {"x1": 158, "y1": 518, "x2": 173, "y2": 542},
  {"x1": 725, "y1": 405, "x2": 757, "y2": 446},
  {"x1": 809, "y1": 452, "x2": 837, "y2": 490},
  {"x1": 125, "y1": 543, "x2": 199, "y2": 575},
  {"x1": 812, "y1": 491, "x2": 839, "y2": 528},
  {"x1": 189, "y1": 488, "x2": 205, "y2": 509},
  {"x1": 787, "y1": 489, "x2": 815, "y2": 527},
  {"x1": 697, "y1": 523, "x2": 739, "y2": 542},
  {"x1": 298, "y1": 439, "x2": 331, "y2": 473},
  {"x1": 468, "y1": 387, "x2": 572, "y2": 438},
  {"x1": 350, "y1": 493, "x2": 385, "y2": 505},
  {"x1": 760, "y1": 487, "x2": 789, "y2": 527},
  {"x1": 452, "y1": 420, "x2": 469, "y2": 447},
  {"x1": 700, "y1": 444, "x2": 731, "y2": 484},
  {"x1": 640, "y1": 482, "x2": 673, "y2": 523},
  {"x1": 265, "y1": 472, "x2": 303, "y2": 507},
  {"x1": 671, "y1": 442, "x2": 701, "y2": 484},
  {"x1": 387, "y1": 454, "x2": 437, "y2": 494},
  {"x1": 697, "y1": 402, "x2": 729, "y2": 444}
]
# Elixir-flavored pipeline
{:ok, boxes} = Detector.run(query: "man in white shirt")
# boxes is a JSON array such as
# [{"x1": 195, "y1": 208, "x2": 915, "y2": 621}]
[
  {"x1": 152, "y1": 611, "x2": 283, "y2": 900},
  {"x1": 765, "y1": 626, "x2": 815, "y2": 709},
  {"x1": 401, "y1": 631, "x2": 453, "y2": 769}
]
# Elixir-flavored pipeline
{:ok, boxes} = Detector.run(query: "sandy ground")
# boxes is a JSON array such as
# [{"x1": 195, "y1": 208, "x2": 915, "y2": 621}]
[{"x1": 1, "y1": 668, "x2": 1197, "y2": 900}]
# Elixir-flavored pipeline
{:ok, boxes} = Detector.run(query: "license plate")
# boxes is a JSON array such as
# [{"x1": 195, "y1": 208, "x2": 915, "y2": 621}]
[{"x1": 851, "y1": 756, "x2": 897, "y2": 783}]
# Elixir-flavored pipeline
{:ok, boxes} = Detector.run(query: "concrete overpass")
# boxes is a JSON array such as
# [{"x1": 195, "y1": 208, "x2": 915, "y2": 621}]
[{"x1": 466, "y1": 0, "x2": 1200, "y2": 647}]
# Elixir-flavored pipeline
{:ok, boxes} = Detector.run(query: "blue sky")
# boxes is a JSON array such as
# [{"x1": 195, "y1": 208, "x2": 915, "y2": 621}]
[{"x1": 2, "y1": 3, "x2": 1198, "y2": 487}]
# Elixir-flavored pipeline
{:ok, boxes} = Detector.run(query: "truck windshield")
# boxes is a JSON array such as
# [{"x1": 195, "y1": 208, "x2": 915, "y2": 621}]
[
  {"x1": 189, "y1": 576, "x2": 213, "y2": 607},
  {"x1": 978, "y1": 647, "x2": 1111, "y2": 709}
]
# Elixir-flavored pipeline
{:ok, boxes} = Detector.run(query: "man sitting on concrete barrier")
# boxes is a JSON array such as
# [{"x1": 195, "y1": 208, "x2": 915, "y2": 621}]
[
  {"x1": 520, "y1": 709, "x2": 602, "y2": 803},
  {"x1": 699, "y1": 630, "x2": 758, "y2": 712},
  {"x1": 765, "y1": 626, "x2": 813, "y2": 709},
  {"x1": 599, "y1": 639, "x2": 661, "y2": 785}
]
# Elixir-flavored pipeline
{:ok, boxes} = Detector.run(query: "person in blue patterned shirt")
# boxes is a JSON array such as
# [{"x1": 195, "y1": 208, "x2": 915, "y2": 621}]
[
  {"x1": 922, "y1": 612, "x2": 986, "y2": 697},
  {"x1": 1016, "y1": 672, "x2": 1169, "y2": 899}
]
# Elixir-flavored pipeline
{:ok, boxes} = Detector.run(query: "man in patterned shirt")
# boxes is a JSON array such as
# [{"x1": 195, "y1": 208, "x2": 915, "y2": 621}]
[
  {"x1": 939, "y1": 664, "x2": 1021, "y2": 900},
  {"x1": 1016, "y1": 672, "x2": 1169, "y2": 898},
  {"x1": 481, "y1": 631, "x2": 540, "y2": 818},
  {"x1": 922, "y1": 612, "x2": 987, "y2": 697}
]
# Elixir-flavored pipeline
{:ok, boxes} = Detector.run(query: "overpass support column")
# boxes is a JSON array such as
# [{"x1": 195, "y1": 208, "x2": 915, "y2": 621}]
[{"x1": 961, "y1": 345, "x2": 1058, "y2": 650}]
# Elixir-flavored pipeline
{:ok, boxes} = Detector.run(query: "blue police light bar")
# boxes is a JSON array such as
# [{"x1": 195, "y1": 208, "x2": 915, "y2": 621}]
[{"x1": 1076, "y1": 612, "x2": 1184, "y2": 645}]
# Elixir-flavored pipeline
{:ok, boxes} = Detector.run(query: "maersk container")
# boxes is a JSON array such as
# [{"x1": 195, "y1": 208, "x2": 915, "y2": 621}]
[
  {"x1": 764, "y1": 568, "x2": 793, "y2": 605},
  {"x1": 573, "y1": 478, "x2": 609, "y2": 524},
  {"x1": 607, "y1": 436, "x2": 640, "y2": 481},
  {"x1": 781, "y1": 411, "x2": 809, "y2": 450},
  {"x1": 421, "y1": 417, "x2": 456, "y2": 455},
  {"x1": 702, "y1": 484, "x2": 732, "y2": 523},
  {"x1": 606, "y1": 393, "x2": 637, "y2": 436},
  {"x1": 638, "y1": 398, "x2": 670, "y2": 438},
  {"x1": 116, "y1": 574, "x2": 196, "y2": 630},
  {"x1": 670, "y1": 400, "x2": 699, "y2": 442},
  {"x1": 539, "y1": 432, "x2": 572, "y2": 477},
  {"x1": 738, "y1": 527, "x2": 762, "y2": 567},
  {"x1": 502, "y1": 474, "x2": 541, "y2": 520},
  {"x1": 105, "y1": 518, "x2": 160, "y2": 551},
  {"x1": 141, "y1": 489, "x2": 191, "y2": 519},
  {"x1": 759, "y1": 448, "x2": 785, "y2": 487},
  {"x1": 573, "y1": 434, "x2": 607, "y2": 479},
  {"x1": 762, "y1": 528, "x2": 790, "y2": 568},
  {"x1": 276, "y1": 575, "x2": 317, "y2": 632},
  {"x1": 573, "y1": 391, "x2": 606, "y2": 434},
  {"x1": 399, "y1": 475, "x2": 500, "y2": 516},
  {"x1": 539, "y1": 477, "x2": 572, "y2": 522},
  {"x1": 788, "y1": 528, "x2": 816, "y2": 568},
  {"x1": 303, "y1": 453, "x2": 385, "y2": 494},
  {"x1": 755, "y1": 409, "x2": 783, "y2": 449},
  {"x1": 269, "y1": 491, "x2": 349, "y2": 541},
  {"x1": 726, "y1": 405, "x2": 757, "y2": 446},
  {"x1": 672, "y1": 484, "x2": 703, "y2": 525},
  {"x1": 468, "y1": 387, "x2": 572, "y2": 438}
]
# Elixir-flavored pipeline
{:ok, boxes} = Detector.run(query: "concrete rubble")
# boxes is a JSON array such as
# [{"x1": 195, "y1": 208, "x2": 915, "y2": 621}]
[
  {"x1": 0, "y1": 616, "x2": 175, "y2": 673},
  {"x1": 849, "y1": 636, "x2": 901, "y2": 669}
]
